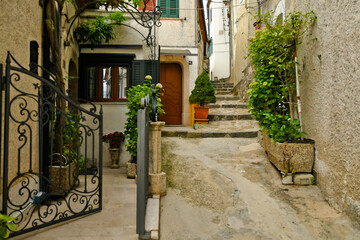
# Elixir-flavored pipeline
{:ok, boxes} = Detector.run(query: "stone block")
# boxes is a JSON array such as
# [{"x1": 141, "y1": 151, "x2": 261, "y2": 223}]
[
  {"x1": 145, "y1": 198, "x2": 160, "y2": 232},
  {"x1": 282, "y1": 174, "x2": 293, "y2": 185},
  {"x1": 293, "y1": 173, "x2": 314, "y2": 185},
  {"x1": 149, "y1": 172, "x2": 167, "y2": 196},
  {"x1": 151, "y1": 231, "x2": 159, "y2": 240}
]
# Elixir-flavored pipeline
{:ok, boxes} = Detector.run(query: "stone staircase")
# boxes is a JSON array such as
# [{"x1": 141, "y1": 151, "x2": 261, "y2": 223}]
[{"x1": 162, "y1": 79, "x2": 259, "y2": 138}]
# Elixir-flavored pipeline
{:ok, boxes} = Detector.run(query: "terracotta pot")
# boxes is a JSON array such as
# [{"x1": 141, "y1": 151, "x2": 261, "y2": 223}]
[
  {"x1": 194, "y1": 106, "x2": 210, "y2": 120},
  {"x1": 109, "y1": 148, "x2": 121, "y2": 169}
]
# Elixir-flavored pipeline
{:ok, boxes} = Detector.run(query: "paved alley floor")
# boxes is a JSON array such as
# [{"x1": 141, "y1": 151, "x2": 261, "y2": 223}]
[
  {"x1": 160, "y1": 137, "x2": 360, "y2": 240},
  {"x1": 15, "y1": 168, "x2": 137, "y2": 240}
]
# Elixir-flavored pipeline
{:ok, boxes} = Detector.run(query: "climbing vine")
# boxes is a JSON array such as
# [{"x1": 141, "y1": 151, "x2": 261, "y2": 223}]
[
  {"x1": 124, "y1": 76, "x2": 164, "y2": 160},
  {"x1": 247, "y1": 11, "x2": 316, "y2": 142}
]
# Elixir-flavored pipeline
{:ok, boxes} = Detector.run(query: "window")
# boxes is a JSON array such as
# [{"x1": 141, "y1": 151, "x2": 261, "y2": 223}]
[
  {"x1": 209, "y1": 38, "x2": 213, "y2": 56},
  {"x1": 79, "y1": 54, "x2": 136, "y2": 102},
  {"x1": 159, "y1": 0, "x2": 179, "y2": 18},
  {"x1": 79, "y1": 54, "x2": 160, "y2": 102},
  {"x1": 87, "y1": 66, "x2": 129, "y2": 102}
]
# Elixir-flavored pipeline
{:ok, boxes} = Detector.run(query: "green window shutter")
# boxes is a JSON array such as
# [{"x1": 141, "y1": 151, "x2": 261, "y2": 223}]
[
  {"x1": 131, "y1": 60, "x2": 160, "y2": 87},
  {"x1": 169, "y1": 0, "x2": 179, "y2": 18},
  {"x1": 209, "y1": 38, "x2": 213, "y2": 56},
  {"x1": 159, "y1": 0, "x2": 178, "y2": 18},
  {"x1": 159, "y1": 0, "x2": 168, "y2": 17},
  {"x1": 144, "y1": 60, "x2": 160, "y2": 84},
  {"x1": 131, "y1": 60, "x2": 144, "y2": 87}
]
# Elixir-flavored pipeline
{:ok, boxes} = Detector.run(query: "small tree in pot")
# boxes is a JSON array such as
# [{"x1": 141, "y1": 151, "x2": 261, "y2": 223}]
[{"x1": 189, "y1": 70, "x2": 216, "y2": 122}]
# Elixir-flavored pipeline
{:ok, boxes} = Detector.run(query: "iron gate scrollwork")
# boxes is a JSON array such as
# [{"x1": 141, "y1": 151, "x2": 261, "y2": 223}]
[{"x1": 1, "y1": 52, "x2": 103, "y2": 237}]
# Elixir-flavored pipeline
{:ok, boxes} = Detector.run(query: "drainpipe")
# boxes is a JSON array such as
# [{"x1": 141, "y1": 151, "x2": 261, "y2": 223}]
[
  {"x1": 293, "y1": 19, "x2": 303, "y2": 138},
  {"x1": 228, "y1": 0, "x2": 232, "y2": 80},
  {"x1": 257, "y1": 0, "x2": 261, "y2": 19}
]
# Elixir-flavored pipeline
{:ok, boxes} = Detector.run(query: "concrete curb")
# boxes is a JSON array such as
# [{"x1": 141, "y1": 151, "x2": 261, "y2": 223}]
[{"x1": 145, "y1": 195, "x2": 160, "y2": 240}]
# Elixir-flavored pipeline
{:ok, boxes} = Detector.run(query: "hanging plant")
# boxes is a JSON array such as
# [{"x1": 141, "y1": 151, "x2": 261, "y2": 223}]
[
  {"x1": 247, "y1": 11, "x2": 316, "y2": 142},
  {"x1": 74, "y1": 12, "x2": 127, "y2": 47}
]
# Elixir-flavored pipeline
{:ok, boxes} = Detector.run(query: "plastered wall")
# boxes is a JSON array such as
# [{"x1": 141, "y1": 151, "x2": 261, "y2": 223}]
[
  {"x1": 0, "y1": 0, "x2": 43, "y2": 195},
  {"x1": 209, "y1": 2, "x2": 230, "y2": 80},
  {"x1": 233, "y1": 0, "x2": 360, "y2": 223},
  {"x1": 292, "y1": 0, "x2": 360, "y2": 223},
  {"x1": 158, "y1": 1, "x2": 197, "y2": 47}
]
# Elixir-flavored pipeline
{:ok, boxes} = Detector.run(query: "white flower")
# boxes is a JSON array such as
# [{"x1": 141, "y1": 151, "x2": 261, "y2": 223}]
[
  {"x1": 156, "y1": 83, "x2": 163, "y2": 89},
  {"x1": 145, "y1": 75, "x2": 152, "y2": 80}
]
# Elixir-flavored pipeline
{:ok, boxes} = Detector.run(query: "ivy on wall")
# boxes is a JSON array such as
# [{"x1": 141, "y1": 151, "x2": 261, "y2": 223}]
[{"x1": 247, "y1": 11, "x2": 316, "y2": 142}]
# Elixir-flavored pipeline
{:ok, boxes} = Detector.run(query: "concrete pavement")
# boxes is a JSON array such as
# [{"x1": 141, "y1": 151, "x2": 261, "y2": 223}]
[
  {"x1": 160, "y1": 137, "x2": 360, "y2": 240},
  {"x1": 15, "y1": 168, "x2": 137, "y2": 240}
]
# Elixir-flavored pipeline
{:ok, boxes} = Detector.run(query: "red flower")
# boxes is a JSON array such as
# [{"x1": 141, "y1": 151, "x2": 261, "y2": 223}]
[{"x1": 103, "y1": 131, "x2": 125, "y2": 148}]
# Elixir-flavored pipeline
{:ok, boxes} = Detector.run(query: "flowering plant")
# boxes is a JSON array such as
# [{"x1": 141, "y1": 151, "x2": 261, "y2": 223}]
[{"x1": 103, "y1": 131, "x2": 125, "y2": 148}]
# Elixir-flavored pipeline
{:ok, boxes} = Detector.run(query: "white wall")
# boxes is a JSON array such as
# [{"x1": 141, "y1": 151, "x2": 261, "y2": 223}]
[
  {"x1": 209, "y1": 1, "x2": 230, "y2": 80},
  {"x1": 80, "y1": 103, "x2": 131, "y2": 168}
]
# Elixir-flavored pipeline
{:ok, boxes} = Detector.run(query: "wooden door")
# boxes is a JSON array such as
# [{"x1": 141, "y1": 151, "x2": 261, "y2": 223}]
[{"x1": 160, "y1": 63, "x2": 182, "y2": 125}]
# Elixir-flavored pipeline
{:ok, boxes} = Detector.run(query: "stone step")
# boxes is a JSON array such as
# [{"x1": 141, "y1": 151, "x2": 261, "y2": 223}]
[
  {"x1": 208, "y1": 108, "x2": 252, "y2": 121},
  {"x1": 162, "y1": 120, "x2": 259, "y2": 138},
  {"x1": 212, "y1": 83, "x2": 234, "y2": 88},
  {"x1": 209, "y1": 108, "x2": 249, "y2": 115},
  {"x1": 215, "y1": 95, "x2": 240, "y2": 101},
  {"x1": 211, "y1": 78, "x2": 230, "y2": 84},
  {"x1": 209, "y1": 102, "x2": 247, "y2": 109},
  {"x1": 214, "y1": 87, "x2": 233, "y2": 91},
  {"x1": 209, "y1": 114, "x2": 253, "y2": 121},
  {"x1": 215, "y1": 90, "x2": 233, "y2": 95},
  {"x1": 162, "y1": 131, "x2": 258, "y2": 138}
]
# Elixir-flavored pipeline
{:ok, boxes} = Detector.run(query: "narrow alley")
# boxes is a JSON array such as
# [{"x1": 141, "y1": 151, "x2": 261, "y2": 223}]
[{"x1": 160, "y1": 137, "x2": 360, "y2": 240}]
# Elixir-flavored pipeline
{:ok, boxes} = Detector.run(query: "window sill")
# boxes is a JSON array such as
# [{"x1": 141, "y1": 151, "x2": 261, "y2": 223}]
[{"x1": 161, "y1": 18, "x2": 184, "y2": 21}]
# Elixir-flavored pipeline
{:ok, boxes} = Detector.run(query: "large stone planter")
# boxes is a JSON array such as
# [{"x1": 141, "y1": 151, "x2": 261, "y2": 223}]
[
  {"x1": 263, "y1": 132, "x2": 315, "y2": 173},
  {"x1": 127, "y1": 162, "x2": 137, "y2": 179},
  {"x1": 109, "y1": 148, "x2": 121, "y2": 169}
]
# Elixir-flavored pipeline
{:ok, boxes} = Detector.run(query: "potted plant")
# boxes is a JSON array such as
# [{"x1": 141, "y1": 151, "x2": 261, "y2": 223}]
[
  {"x1": 49, "y1": 109, "x2": 82, "y2": 195},
  {"x1": 189, "y1": 70, "x2": 216, "y2": 122},
  {"x1": 103, "y1": 131, "x2": 125, "y2": 169},
  {"x1": 247, "y1": 11, "x2": 317, "y2": 180}
]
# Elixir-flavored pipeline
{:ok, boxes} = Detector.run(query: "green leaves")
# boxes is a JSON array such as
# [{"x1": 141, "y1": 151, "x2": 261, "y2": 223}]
[
  {"x1": 247, "y1": 11, "x2": 316, "y2": 142},
  {"x1": 124, "y1": 78, "x2": 164, "y2": 158},
  {"x1": 0, "y1": 213, "x2": 17, "y2": 239},
  {"x1": 189, "y1": 70, "x2": 216, "y2": 106},
  {"x1": 74, "y1": 12, "x2": 127, "y2": 47}
]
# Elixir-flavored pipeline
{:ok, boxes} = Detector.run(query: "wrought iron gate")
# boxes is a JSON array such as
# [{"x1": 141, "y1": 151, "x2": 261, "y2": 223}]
[{"x1": 0, "y1": 52, "x2": 103, "y2": 237}]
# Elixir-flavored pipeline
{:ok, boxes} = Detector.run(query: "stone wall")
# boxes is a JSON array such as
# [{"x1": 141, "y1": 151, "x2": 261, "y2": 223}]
[
  {"x1": 230, "y1": 0, "x2": 257, "y2": 96},
  {"x1": 235, "y1": 0, "x2": 360, "y2": 223}
]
